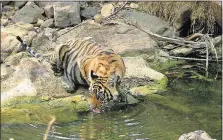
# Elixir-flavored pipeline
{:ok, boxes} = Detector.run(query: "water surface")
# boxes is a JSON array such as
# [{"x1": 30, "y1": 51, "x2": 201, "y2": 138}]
[{"x1": 2, "y1": 79, "x2": 221, "y2": 140}]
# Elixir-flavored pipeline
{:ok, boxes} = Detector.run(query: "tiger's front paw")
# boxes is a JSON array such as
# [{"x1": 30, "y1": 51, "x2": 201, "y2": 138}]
[{"x1": 60, "y1": 77, "x2": 76, "y2": 93}]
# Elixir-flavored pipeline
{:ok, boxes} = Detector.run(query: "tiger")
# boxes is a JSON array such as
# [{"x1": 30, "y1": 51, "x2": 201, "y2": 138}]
[{"x1": 16, "y1": 36, "x2": 126, "y2": 110}]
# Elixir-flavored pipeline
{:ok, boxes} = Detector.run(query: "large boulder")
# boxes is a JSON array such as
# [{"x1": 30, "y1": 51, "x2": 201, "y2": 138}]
[
  {"x1": 118, "y1": 10, "x2": 175, "y2": 37},
  {"x1": 57, "y1": 20, "x2": 157, "y2": 56},
  {"x1": 123, "y1": 56, "x2": 166, "y2": 81},
  {"x1": 1, "y1": 58, "x2": 69, "y2": 104},
  {"x1": 12, "y1": 2, "x2": 45, "y2": 24},
  {"x1": 81, "y1": 7, "x2": 99, "y2": 19},
  {"x1": 122, "y1": 56, "x2": 168, "y2": 96},
  {"x1": 53, "y1": 2, "x2": 81, "y2": 28}
]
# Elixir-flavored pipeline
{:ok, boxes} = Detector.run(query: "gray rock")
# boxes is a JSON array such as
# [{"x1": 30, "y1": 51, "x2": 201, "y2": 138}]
[
  {"x1": 57, "y1": 21, "x2": 157, "y2": 56},
  {"x1": 170, "y1": 47, "x2": 193, "y2": 56},
  {"x1": 44, "y1": 3, "x2": 54, "y2": 18},
  {"x1": 2, "y1": 5, "x2": 14, "y2": 12},
  {"x1": 12, "y1": 1, "x2": 44, "y2": 24},
  {"x1": 1, "y1": 64, "x2": 14, "y2": 82},
  {"x1": 1, "y1": 23, "x2": 36, "y2": 61},
  {"x1": 178, "y1": 130, "x2": 216, "y2": 140},
  {"x1": 118, "y1": 10, "x2": 175, "y2": 37},
  {"x1": 123, "y1": 56, "x2": 167, "y2": 81},
  {"x1": 14, "y1": 1, "x2": 27, "y2": 9},
  {"x1": 81, "y1": 7, "x2": 98, "y2": 19},
  {"x1": 2, "y1": 5, "x2": 16, "y2": 18},
  {"x1": 36, "y1": 19, "x2": 44, "y2": 27},
  {"x1": 41, "y1": 18, "x2": 54, "y2": 28},
  {"x1": 101, "y1": 3, "x2": 114, "y2": 18},
  {"x1": 1, "y1": 1, "x2": 10, "y2": 6},
  {"x1": 1, "y1": 58, "x2": 69, "y2": 104},
  {"x1": 54, "y1": 2, "x2": 81, "y2": 28},
  {"x1": 35, "y1": 1, "x2": 50, "y2": 8},
  {"x1": 4, "y1": 52, "x2": 27, "y2": 67},
  {"x1": 31, "y1": 32, "x2": 50, "y2": 52},
  {"x1": 1, "y1": 18, "x2": 8, "y2": 26}
]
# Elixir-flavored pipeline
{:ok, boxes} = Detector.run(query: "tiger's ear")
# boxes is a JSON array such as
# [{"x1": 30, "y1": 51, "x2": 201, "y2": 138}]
[{"x1": 91, "y1": 70, "x2": 99, "y2": 79}]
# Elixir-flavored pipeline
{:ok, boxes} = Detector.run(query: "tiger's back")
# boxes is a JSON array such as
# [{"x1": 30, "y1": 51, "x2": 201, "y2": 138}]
[{"x1": 54, "y1": 37, "x2": 125, "y2": 85}]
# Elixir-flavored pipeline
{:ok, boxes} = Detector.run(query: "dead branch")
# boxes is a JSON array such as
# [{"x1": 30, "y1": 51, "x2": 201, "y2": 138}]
[
  {"x1": 160, "y1": 55, "x2": 222, "y2": 62},
  {"x1": 120, "y1": 17, "x2": 207, "y2": 48},
  {"x1": 43, "y1": 116, "x2": 56, "y2": 140}
]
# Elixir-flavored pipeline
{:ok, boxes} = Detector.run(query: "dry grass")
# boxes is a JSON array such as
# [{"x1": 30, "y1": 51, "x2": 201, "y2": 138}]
[{"x1": 137, "y1": 1, "x2": 221, "y2": 36}]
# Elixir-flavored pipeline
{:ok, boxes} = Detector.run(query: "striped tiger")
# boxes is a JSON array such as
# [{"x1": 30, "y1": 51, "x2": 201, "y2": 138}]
[{"x1": 16, "y1": 36, "x2": 126, "y2": 110}]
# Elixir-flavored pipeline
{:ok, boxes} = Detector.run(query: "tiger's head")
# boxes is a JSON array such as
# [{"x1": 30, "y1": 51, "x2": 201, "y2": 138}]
[{"x1": 78, "y1": 51, "x2": 125, "y2": 109}]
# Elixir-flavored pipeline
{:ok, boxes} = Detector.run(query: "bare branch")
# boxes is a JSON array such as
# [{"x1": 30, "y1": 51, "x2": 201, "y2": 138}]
[
  {"x1": 120, "y1": 17, "x2": 207, "y2": 48},
  {"x1": 43, "y1": 116, "x2": 56, "y2": 140},
  {"x1": 160, "y1": 55, "x2": 222, "y2": 62}
]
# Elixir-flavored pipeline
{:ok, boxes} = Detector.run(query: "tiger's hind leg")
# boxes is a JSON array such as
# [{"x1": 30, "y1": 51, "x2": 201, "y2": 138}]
[{"x1": 60, "y1": 76, "x2": 77, "y2": 93}]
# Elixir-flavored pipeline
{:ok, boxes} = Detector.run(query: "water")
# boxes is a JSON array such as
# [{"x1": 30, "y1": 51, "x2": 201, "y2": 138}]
[{"x1": 1, "y1": 79, "x2": 221, "y2": 140}]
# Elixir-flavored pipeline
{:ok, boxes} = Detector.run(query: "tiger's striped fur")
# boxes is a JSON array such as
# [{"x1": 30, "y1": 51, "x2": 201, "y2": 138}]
[{"x1": 16, "y1": 36, "x2": 126, "y2": 109}]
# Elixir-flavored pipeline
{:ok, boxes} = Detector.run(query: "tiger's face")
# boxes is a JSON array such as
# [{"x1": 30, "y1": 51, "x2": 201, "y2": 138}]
[
  {"x1": 79, "y1": 52, "x2": 125, "y2": 109},
  {"x1": 88, "y1": 70, "x2": 114, "y2": 109}
]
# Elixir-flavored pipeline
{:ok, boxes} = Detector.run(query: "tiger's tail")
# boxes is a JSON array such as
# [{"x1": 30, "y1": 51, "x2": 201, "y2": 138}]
[
  {"x1": 16, "y1": 36, "x2": 41, "y2": 58},
  {"x1": 16, "y1": 36, "x2": 63, "y2": 75}
]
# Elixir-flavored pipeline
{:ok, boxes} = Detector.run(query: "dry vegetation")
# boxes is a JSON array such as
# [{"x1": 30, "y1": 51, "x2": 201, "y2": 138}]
[{"x1": 137, "y1": 1, "x2": 222, "y2": 36}]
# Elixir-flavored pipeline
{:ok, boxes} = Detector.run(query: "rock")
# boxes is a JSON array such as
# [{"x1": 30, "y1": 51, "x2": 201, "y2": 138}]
[
  {"x1": 4, "y1": 52, "x2": 27, "y2": 67},
  {"x1": 2, "y1": 5, "x2": 14, "y2": 12},
  {"x1": 1, "y1": 58, "x2": 69, "y2": 104},
  {"x1": 12, "y1": 1, "x2": 45, "y2": 24},
  {"x1": 123, "y1": 56, "x2": 167, "y2": 82},
  {"x1": 54, "y1": 2, "x2": 81, "y2": 28},
  {"x1": 36, "y1": 19, "x2": 44, "y2": 27},
  {"x1": 126, "y1": 94, "x2": 139, "y2": 104},
  {"x1": 1, "y1": 35, "x2": 20, "y2": 62},
  {"x1": 178, "y1": 130, "x2": 216, "y2": 140},
  {"x1": 119, "y1": 10, "x2": 175, "y2": 37},
  {"x1": 14, "y1": 1, "x2": 27, "y2": 9},
  {"x1": 44, "y1": 3, "x2": 54, "y2": 18},
  {"x1": 1, "y1": 64, "x2": 14, "y2": 81},
  {"x1": 2, "y1": 5, "x2": 17, "y2": 18},
  {"x1": 35, "y1": 1, "x2": 50, "y2": 8},
  {"x1": 1, "y1": 1, "x2": 10, "y2": 5},
  {"x1": 101, "y1": 3, "x2": 114, "y2": 18},
  {"x1": 156, "y1": 49, "x2": 170, "y2": 63},
  {"x1": 80, "y1": 1, "x2": 88, "y2": 8},
  {"x1": 1, "y1": 78, "x2": 38, "y2": 103},
  {"x1": 31, "y1": 32, "x2": 50, "y2": 51},
  {"x1": 94, "y1": 14, "x2": 103, "y2": 23},
  {"x1": 57, "y1": 20, "x2": 157, "y2": 56},
  {"x1": 41, "y1": 18, "x2": 54, "y2": 28},
  {"x1": 1, "y1": 18, "x2": 8, "y2": 26},
  {"x1": 81, "y1": 7, "x2": 98, "y2": 19},
  {"x1": 14, "y1": 22, "x2": 35, "y2": 31},
  {"x1": 23, "y1": 31, "x2": 37, "y2": 46},
  {"x1": 130, "y1": 3, "x2": 139, "y2": 9},
  {"x1": 1, "y1": 22, "x2": 35, "y2": 61},
  {"x1": 170, "y1": 47, "x2": 193, "y2": 56}
]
